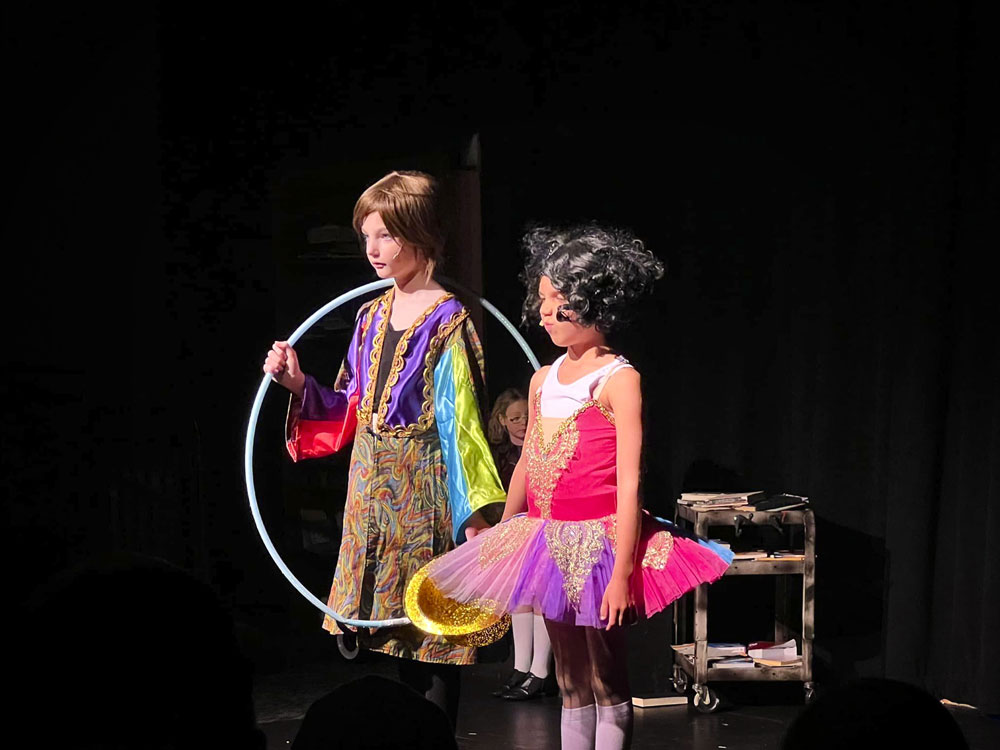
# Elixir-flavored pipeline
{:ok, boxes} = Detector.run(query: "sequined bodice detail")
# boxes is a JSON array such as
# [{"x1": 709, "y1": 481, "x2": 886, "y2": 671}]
[{"x1": 526, "y1": 392, "x2": 613, "y2": 519}]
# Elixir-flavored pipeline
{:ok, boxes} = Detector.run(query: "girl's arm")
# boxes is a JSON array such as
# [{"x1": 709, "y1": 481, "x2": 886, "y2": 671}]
[
  {"x1": 500, "y1": 366, "x2": 548, "y2": 522},
  {"x1": 500, "y1": 459, "x2": 528, "y2": 522},
  {"x1": 600, "y1": 367, "x2": 643, "y2": 629}
]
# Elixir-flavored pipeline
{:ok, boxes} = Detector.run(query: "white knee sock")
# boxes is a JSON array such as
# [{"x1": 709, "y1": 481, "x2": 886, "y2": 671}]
[
  {"x1": 511, "y1": 611, "x2": 534, "y2": 673},
  {"x1": 561, "y1": 704, "x2": 597, "y2": 750},
  {"x1": 595, "y1": 701, "x2": 633, "y2": 750},
  {"x1": 529, "y1": 613, "x2": 553, "y2": 678}
]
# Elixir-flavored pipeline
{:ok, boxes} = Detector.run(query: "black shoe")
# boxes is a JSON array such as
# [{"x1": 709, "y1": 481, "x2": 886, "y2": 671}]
[
  {"x1": 502, "y1": 672, "x2": 559, "y2": 700},
  {"x1": 492, "y1": 669, "x2": 528, "y2": 698}
]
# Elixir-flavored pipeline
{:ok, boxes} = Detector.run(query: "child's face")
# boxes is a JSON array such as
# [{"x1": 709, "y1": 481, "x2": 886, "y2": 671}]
[
  {"x1": 538, "y1": 275, "x2": 587, "y2": 346},
  {"x1": 501, "y1": 399, "x2": 528, "y2": 442},
  {"x1": 361, "y1": 212, "x2": 424, "y2": 282}
]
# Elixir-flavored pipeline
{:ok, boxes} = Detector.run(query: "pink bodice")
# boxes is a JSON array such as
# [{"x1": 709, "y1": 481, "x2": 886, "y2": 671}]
[{"x1": 524, "y1": 394, "x2": 618, "y2": 521}]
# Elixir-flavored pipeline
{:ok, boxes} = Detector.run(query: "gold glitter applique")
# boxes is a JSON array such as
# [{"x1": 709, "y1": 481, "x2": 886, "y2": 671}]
[
  {"x1": 404, "y1": 565, "x2": 509, "y2": 645},
  {"x1": 444, "y1": 613, "x2": 512, "y2": 647},
  {"x1": 641, "y1": 531, "x2": 674, "y2": 570},
  {"x1": 601, "y1": 514, "x2": 618, "y2": 547},
  {"x1": 602, "y1": 516, "x2": 674, "y2": 570},
  {"x1": 478, "y1": 516, "x2": 538, "y2": 569},
  {"x1": 525, "y1": 392, "x2": 578, "y2": 519},
  {"x1": 525, "y1": 390, "x2": 616, "y2": 519},
  {"x1": 543, "y1": 519, "x2": 607, "y2": 609}
]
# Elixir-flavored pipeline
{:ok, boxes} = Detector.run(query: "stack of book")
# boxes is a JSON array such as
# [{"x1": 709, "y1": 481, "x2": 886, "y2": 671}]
[
  {"x1": 730, "y1": 550, "x2": 773, "y2": 561},
  {"x1": 711, "y1": 655, "x2": 756, "y2": 669},
  {"x1": 748, "y1": 639, "x2": 801, "y2": 667},
  {"x1": 708, "y1": 544, "x2": 806, "y2": 562},
  {"x1": 672, "y1": 641, "x2": 801, "y2": 669},
  {"x1": 770, "y1": 550, "x2": 806, "y2": 560},
  {"x1": 671, "y1": 642, "x2": 747, "y2": 659},
  {"x1": 672, "y1": 642, "x2": 754, "y2": 668},
  {"x1": 677, "y1": 492, "x2": 764, "y2": 510},
  {"x1": 677, "y1": 492, "x2": 810, "y2": 512}
]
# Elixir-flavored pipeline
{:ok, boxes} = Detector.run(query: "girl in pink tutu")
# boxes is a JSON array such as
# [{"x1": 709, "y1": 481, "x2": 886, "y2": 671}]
[{"x1": 406, "y1": 223, "x2": 734, "y2": 749}]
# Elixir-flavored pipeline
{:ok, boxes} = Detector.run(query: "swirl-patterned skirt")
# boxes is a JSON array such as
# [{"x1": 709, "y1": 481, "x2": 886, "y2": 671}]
[{"x1": 321, "y1": 426, "x2": 475, "y2": 665}]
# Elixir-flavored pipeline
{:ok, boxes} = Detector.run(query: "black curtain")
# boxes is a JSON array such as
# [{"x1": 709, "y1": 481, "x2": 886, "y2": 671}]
[
  {"x1": 478, "y1": 2, "x2": 999, "y2": 710},
  {"x1": 925, "y1": 0, "x2": 999, "y2": 707}
]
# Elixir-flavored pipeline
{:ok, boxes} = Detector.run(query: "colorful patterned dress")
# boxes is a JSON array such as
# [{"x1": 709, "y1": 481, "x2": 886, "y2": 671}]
[
  {"x1": 285, "y1": 287, "x2": 506, "y2": 664},
  {"x1": 405, "y1": 357, "x2": 734, "y2": 640}
]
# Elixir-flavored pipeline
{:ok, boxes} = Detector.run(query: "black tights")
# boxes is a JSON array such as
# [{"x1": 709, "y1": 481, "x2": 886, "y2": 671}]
[{"x1": 397, "y1": 659, "x2": 461, "y2": 729}]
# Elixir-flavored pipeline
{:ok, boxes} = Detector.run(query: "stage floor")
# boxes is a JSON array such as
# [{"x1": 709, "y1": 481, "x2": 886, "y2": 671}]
[{"x1": 254, "y1": 653, "x2": 1000, "y2": 749}]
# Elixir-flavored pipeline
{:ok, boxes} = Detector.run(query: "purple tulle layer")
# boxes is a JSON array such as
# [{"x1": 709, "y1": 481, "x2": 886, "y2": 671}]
[{"x1": 423, "y1": 515, "x2": 731, "y2": 628}]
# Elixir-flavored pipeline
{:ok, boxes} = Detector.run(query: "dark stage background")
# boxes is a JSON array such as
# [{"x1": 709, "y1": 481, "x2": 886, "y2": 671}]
[{"x1": 4, "y1": 2, "x2": 998, "y2": 714}]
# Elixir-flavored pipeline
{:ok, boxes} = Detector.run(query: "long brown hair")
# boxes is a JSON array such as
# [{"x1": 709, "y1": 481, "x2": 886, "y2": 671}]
[{"x1": 488, "y1": 388, "x2": 527, "y2": 445}]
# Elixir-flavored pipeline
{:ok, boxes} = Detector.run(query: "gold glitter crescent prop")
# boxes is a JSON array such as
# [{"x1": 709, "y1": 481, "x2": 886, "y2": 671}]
[{"x1": 405, "y1": 566, "x2": 511, "y2": 646}]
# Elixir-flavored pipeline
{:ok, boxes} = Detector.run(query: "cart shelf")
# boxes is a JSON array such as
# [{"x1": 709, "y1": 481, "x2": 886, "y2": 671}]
[{"x1": 671, "y1": 504, "x2": 816, "y2": 712}]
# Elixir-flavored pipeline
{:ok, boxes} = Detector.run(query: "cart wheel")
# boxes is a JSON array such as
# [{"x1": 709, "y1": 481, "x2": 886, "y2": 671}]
[
  {"x1": 693, "y1": 684, "x2": 720, "y2": 714},
  {"x1": 672, "y1": 666, "x2": 690, "y2": 694},
  {"x1": 337, "y1": 631, "x2": 360, "y2": 661},
  {"x1": 804, "y1": 682, "x2": 816, "y2": 704}
]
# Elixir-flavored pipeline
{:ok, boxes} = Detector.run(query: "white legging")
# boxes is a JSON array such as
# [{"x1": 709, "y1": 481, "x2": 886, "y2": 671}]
[{"x1": 511, "y1": 611, "x2": 553, "y2": 677}]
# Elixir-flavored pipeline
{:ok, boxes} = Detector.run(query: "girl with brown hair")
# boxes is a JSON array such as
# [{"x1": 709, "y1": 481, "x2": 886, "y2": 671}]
[{"x1": 263, "y1": 171, "x2": 505, "y2": 726}]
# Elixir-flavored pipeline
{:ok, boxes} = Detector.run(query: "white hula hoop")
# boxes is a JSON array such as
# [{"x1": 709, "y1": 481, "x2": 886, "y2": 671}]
[{"x1": 244, "y1": 278, "x2": 539, "y2": 628}]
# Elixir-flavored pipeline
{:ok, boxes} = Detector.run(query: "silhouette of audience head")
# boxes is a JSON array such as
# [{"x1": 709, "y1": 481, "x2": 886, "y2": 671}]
[
  {"x1": 16, "y1": 552, "x2": 265, "y2": 749},
  {"x1": 292, "y1": 674, "x2": 457, "y2": 750},
  {"x1": 782, "y1": 678, "x2": 968, "y2": 750}
]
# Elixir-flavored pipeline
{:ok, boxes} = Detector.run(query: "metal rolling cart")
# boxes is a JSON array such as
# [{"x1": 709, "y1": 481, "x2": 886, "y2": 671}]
[{"x1": 671, "y1": 503, "x2": 816, "y2": 713}]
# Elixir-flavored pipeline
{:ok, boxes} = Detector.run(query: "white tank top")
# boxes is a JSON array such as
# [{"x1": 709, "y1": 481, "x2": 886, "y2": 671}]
[{"x1": 539, "y1": 354, "x2": 633, "y2": 418}]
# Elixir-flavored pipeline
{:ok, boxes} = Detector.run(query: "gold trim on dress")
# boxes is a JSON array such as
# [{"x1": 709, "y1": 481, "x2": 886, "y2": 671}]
[
  {"x1": 378, "y1": 306, "x2": 468, "y2": 438},
  {"x1": 639, "y1": 531, "x2": 674, "y2": 570},
  {"x1": 525, "y1": 391, "x2": 615, "y2": 519},
  {"x1": 602, "y1": 515, "x2": 675, "y2": 570},
  {"x1": 375, "y1": 290, "x2": 454, "y2": 429},
  {"x1": 357, "y1": 288, "x2": 468, "y2": 437},
  {"x1": 478, "y1": 515, "x2": 539, "y2": 569},
  {"x1": 358, "y1": 289, "x2": 393, "y2": 425},
  {"x1": 544, "y1": 519, "x2": 607, "y2": 609}
]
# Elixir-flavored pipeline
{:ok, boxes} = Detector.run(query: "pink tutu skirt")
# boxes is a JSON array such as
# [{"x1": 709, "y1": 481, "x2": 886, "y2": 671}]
[{"x1": 405, "y1": 511, "x2": 733, "y2": 639}]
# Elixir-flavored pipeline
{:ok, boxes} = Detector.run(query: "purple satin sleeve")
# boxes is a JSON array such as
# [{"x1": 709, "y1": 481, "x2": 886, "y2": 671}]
[{"x1": 299, "y1": 374, "x2": 350, "y2": 421}]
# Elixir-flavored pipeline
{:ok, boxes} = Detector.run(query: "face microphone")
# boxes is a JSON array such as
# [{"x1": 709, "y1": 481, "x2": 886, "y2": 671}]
[{"x1": 556, "y1": 306, "x2": 572, "y2": 322}]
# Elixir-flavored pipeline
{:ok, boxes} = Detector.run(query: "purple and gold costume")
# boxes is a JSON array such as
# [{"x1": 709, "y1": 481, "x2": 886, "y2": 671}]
[{"x1": 286, "y1": 288, "x2": 506, "y2": 664}]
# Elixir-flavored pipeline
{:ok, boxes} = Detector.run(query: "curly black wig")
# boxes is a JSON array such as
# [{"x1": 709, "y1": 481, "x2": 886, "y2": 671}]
[{"x1": 521, "y1": 222, "x2": 665, "y2": 334}]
